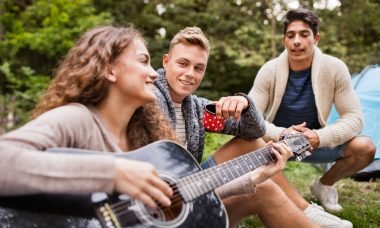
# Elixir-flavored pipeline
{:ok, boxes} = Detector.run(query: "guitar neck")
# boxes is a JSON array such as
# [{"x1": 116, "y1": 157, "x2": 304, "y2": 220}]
[{"x1": 178, "y1": 145, "x2": 275, "y2": 202}]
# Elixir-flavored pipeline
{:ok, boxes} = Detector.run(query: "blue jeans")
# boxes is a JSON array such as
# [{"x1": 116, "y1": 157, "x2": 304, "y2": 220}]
[
  {"x1": 202, "y1": 135, "x2": 372, "y2": 165},
  {"x1": 300, "y1": 144, "x2": 345, "y2": 163},
  {"x1": 298, "y1": 135, "x2": 371, "y2": 163},
  {"x1": 200, "y1": 156, "x2": 217, "y2": 169}
]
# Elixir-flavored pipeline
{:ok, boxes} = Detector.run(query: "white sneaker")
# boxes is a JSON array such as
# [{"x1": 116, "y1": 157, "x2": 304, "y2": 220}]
[
  {"x1": 304, "y1": 202, "x2": 353, "y2": 228},
  {"x1": 310, "y1": 177, "x2": 343, "y2": 212}
]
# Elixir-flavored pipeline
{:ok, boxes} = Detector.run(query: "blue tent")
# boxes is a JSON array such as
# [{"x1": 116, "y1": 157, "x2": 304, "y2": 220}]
[{"x1": 328, "y1": 64, "x2": 380, "y2": 180}]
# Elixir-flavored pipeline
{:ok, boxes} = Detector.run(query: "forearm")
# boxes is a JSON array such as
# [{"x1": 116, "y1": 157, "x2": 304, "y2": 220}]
[
  {"x1": 263, "y1": 121, "x2": 286, "y2": 142},
  {"x1": 316, "y1": 102, "x2": 363, "y2": 148},
  {"x1": 215, "y1": 172, "x2": 257, "y2": 199},
  {"x1": 215, "y1": 142, "x2": 291, "y2": 199},
  {"x1": 0, "y1": 144, "x2": 116, "y2": 195},
  {"x1": 222, "y1": 94, "x2": 266, "y2": 139}
]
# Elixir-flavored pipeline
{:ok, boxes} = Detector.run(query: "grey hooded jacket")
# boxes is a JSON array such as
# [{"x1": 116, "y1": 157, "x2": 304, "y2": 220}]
[{"x1": 154, "y1": 68, "x2": 266, "y2": 162}]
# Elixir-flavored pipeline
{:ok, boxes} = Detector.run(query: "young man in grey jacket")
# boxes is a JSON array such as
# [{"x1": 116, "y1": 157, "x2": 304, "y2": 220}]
[{"x1": 154, "y1": 26, "x2": 321, "y2": 227}]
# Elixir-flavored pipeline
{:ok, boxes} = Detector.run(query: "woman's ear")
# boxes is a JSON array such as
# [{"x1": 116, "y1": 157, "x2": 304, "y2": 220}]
[{"x1": 105, "y1": 66, "x2": 117, "y2": 83}]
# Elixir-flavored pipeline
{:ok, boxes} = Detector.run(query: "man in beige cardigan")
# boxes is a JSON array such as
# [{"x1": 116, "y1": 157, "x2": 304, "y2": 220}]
[{"x1": 249, "y1": 8, "x2": 375, "y2": 218}]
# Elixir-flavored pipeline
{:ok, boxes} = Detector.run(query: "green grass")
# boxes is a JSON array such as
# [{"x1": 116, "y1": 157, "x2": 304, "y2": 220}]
[{"x1": 203, "y1": 133, "x2": 380, "y2": 228}]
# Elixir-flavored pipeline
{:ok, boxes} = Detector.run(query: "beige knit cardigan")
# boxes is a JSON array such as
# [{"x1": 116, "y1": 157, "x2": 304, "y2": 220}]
[{"x1": 248, "y1": 46, "x2": 363, "y2": 148}]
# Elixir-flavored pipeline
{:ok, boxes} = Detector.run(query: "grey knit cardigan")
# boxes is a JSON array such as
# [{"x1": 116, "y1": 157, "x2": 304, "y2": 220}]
[{"x1": 154, "y1": 68, "x2": 266, "y2": 162}]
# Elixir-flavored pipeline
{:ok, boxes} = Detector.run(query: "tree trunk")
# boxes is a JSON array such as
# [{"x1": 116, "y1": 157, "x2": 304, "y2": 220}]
[
  {"x1": 269, "y1": 0, "x2": 277, "y2": 58},
  {"x1": 0, "y1": 0, "x2": 4, "y2": 40}
]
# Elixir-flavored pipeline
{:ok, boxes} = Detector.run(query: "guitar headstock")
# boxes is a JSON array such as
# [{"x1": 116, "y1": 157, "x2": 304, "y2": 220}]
[{"x1": 281, "y1": 133, "x2": 311, "y2": 161}]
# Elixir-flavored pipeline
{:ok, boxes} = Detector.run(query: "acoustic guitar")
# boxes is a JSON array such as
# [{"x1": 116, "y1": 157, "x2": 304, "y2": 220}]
[{"x1": 0, "y1": 134, "x2": 310, "y2": 228}]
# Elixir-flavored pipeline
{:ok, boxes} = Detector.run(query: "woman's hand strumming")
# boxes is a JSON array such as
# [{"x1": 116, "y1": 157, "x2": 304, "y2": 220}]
[{"x1": 114, "y1": 159, "x2": 173, "y2": 208}]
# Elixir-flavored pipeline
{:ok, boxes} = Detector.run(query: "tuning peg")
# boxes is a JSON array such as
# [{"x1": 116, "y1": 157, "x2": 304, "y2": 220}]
[
  {"x1": 304, "y1": 151, "x2": 312, "y2": 159},
  {"x1": 295, "y1": 150, "x2": 311, "y2": 161}
]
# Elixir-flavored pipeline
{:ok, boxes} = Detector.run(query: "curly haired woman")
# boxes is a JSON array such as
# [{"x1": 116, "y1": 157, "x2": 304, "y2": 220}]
[{"x1": 0, "y1": 26, "x2": 176, "y2": 208}]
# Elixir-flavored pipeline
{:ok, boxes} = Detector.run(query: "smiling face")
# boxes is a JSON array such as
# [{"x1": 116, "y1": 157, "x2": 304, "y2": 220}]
[
  {"x1": 163, "y1": 43, "x2": 209, "y2": 103},
  {"x1": 283, "y1": 20, "x2": 320, "y2": 71},
  {"x1": 108, "y1": 38, "x2": 158, "y2": 106}
]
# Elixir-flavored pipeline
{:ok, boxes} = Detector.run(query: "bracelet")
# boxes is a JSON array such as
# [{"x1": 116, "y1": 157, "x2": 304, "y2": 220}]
[{"x1": 243, "y1": 181, "x2": 257, "y2": 194}]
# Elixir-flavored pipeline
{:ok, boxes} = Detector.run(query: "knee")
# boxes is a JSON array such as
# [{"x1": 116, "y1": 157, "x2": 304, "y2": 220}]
[
  {"x1": 348, "y1": 137, "x2": 376, "y2": 163},
  {"x1": 255, "y1": 180, "x2": 288, "y2": 203},
  {"x1": 366, "y1": 142, "x2": 376, "y2": 163}
]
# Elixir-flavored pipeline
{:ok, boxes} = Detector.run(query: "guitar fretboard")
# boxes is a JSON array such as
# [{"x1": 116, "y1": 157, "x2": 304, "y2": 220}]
[{"x1": 178, "y1": 145, "x2": 276, "y2": 202}]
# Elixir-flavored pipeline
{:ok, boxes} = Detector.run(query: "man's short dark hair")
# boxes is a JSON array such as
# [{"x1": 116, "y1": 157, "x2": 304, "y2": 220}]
[{"x1": 283, "y1": 8, "x2": 320, "y2": 36}]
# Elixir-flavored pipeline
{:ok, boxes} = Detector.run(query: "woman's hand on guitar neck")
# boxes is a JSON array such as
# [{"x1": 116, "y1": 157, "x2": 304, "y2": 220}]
[
  {"x1": 249, "y1": 142, "x2": 293, "y2": 185},
  {"x1": 113, "y1": 159, "x2": 173, "y2": 208},
  {"x1": 215, "y1": 142, "x2": 293, "y2": 198}
]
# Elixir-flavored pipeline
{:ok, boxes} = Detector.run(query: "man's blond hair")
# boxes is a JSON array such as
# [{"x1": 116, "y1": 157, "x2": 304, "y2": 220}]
[{"x1": 169, "y1": 27, "x2": 210, "y2": 54}]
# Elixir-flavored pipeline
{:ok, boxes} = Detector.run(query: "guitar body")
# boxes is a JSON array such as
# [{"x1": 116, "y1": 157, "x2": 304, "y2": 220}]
[{"x1": 0, "y1": 141, "x2": 228, "y2": 228}]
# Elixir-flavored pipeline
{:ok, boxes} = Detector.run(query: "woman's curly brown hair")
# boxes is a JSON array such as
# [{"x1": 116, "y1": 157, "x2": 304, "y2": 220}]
[
  {"x1": 127, "y1": 103, "x2": 177, "y2": 150},
  {"x1": 32, "y1": 26, "x2": 177, "y2": 148}
]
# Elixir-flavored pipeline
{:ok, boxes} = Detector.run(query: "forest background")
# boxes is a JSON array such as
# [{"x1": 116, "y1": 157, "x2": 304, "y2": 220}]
[{"x1": 0, "y1": 0, "x2": 379, "y2": 130}]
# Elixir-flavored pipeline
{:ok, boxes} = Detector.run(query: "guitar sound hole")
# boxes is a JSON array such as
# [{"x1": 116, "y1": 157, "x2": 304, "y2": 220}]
[
  {"x1": 135, "y1": 174, "x2": 190, "y2": 227},
  {"x1": 146, "y1": 203, "x2": 182, "y2": 222},
  {"x1": 147, "y1": 187, "x2": 184, "y2": 222}
]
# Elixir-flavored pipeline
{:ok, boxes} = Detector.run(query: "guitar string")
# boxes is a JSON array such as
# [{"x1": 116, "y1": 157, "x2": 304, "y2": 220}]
[
  {"x1": 107, "y1": 159, "x2": 255, "y2": 216},
  {"x1": 108, "y1": 183, "x2": 185, "y2": 217},
  {"x1": 107, "y1": 151, "x2": 269, "y2": 212},
  {"x1": 109, "y1": 162, "x2": 271, "y2": 219},
  {"x1": 108, "y1": 147, "x2": 275, "y2": 217},
  {"x1": 108, "y1": 182, "x2": 181, "y2": 208},
  {"x1": 110, "y1": 161, "x2": 309, "y2": 221},
  {"x1": 109, "y1": 191, "x2": 186, "y2": 218},
  {"x1": 107, "y1": 137, "x2": 305, "y2": 219},
  {"x1": 165, "y1": 138, "x2": 301, "y2": 205},
  {"x1": 107, "y1": 147, "x2": 276, "y2": 215},
  {"x1": 110, "y1": 159, "x2": 280, "y2": 219}
]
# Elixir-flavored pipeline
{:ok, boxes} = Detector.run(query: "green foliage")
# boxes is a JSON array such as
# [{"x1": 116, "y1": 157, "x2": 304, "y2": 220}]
[
  {"x1": 317, "y1": 1, "x2": 380, "y2": 73},
  {"x1": 0, "y1": 0, "x2": 112, "y2": 130},
  {"x1": 92, "y1": 0, "x2": 380, "y2": 98},
  {"x1": 93, "y1": 0, "x2": 283, "y2": 98},
  {"x1": 0, "y1": 0, "x2": 378, "y2": 224},
  {"x1": 202, "y1": 132, "x2": 232, "y2": 162},
  {"x1": 0, "y1": 0, "x2": 379, "y2": 128},
  {"x1": 0, "y1": 0, "x2": 112, "y2": 74},
  {"x1": 0, "y1": 62, "x2": 50, "y2": 129},
  {"x1": 1, "y1": 0, "x2": 112, "y2": 55}
]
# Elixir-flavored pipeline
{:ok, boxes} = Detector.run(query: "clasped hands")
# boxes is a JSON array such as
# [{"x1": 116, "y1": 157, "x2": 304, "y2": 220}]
[{"x1": 280, "y1": 122, "x2": 320, "y2": 149}]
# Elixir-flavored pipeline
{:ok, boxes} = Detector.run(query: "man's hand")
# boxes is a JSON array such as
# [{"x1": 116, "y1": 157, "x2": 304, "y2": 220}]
[
  {"x1": 215, "y1": 96, "x2": 249, "y2": 121},
  {"x1": 302, "y1": 129, "x2": 320, "y2": 149},
  {"x1": 282, "y1": 122, "x2": 320, "y2": 149},
  {"x1": 284, "y1": 122, "x2": 306, "y2": 134},
  {"x1": 279, "y1": 122, "x2": 305, "y2": 140}
]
